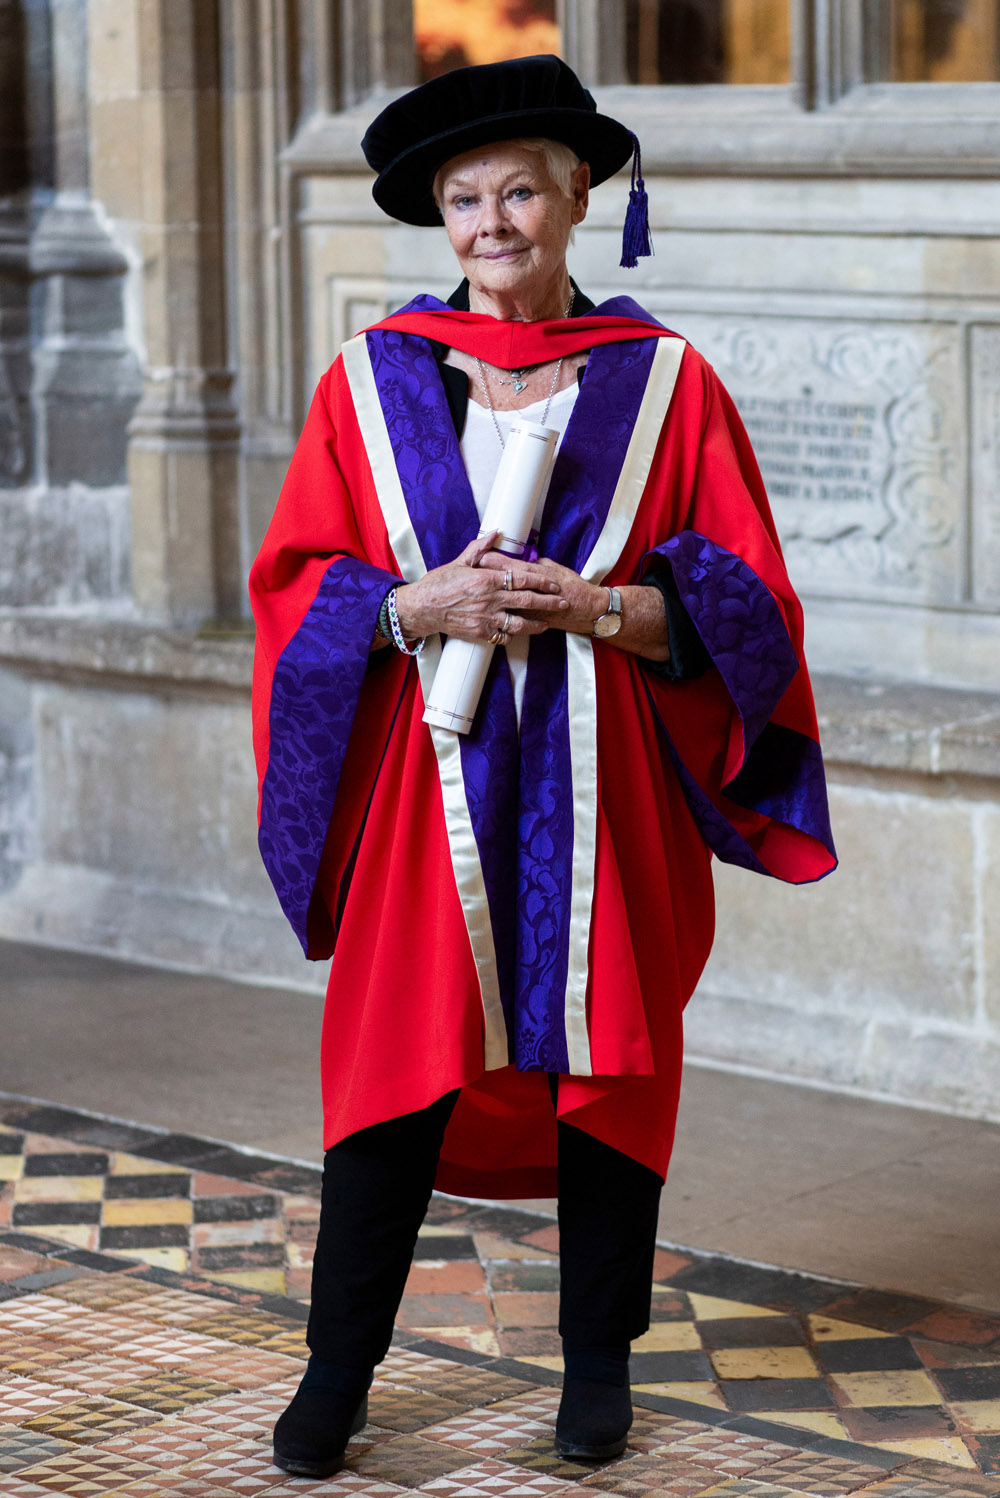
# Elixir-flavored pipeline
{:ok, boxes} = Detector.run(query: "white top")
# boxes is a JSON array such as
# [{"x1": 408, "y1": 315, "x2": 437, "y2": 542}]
[{"x1": 461, "y1": 383, "x2": 580, "y2": 725}]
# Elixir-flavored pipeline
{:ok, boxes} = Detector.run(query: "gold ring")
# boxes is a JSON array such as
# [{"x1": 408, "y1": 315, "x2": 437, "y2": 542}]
[
  {"x1": 503, "y1": 570, "x2": 513, "y2": 591},
  {"x1": 488, "y1": 628, "x2": 504, "y2": 645}
]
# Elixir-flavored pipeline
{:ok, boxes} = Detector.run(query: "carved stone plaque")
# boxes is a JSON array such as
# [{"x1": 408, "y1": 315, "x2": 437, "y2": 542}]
[{"x1": 673, "y1": 315, "x2": 965, "y2": 604}]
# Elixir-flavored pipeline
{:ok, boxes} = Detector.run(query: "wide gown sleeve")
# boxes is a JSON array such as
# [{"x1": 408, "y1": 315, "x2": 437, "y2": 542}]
[
  {"x1": 638, "y1": 364, "x2": 837, "y2": 884},
  {"x1": 249, "y1": 371, "x2": 405, "y2": 956}
]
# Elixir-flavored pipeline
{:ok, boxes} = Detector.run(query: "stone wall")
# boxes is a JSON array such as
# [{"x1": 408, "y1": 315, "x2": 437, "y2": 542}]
[
  {"x1": 695, "y1": 679, "x2": 1000, "y2": 1119},
  {"x1": 0, "y1": 0, "x2": 998, "y2": 1123}
]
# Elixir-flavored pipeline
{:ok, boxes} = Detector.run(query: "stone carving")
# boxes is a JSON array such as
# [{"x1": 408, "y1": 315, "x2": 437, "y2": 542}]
[
  {"x1": 971, "y1": 326, "x2": 1000, "y2": 606},
  {"x1": 326, "y1": 280, "x2": 390, "y2": 364},
  {"x1": 674, "y1": 315, "x2": 964, "y2": 603}
]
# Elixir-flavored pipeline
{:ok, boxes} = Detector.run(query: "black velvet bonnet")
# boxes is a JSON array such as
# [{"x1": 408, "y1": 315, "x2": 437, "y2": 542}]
[{"x1": 361, "y1": 55, "x2": 635, "y2": 228}]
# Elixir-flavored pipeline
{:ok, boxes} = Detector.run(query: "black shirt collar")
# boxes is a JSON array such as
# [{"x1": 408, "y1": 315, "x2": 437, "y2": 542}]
[{"x1": 445, "y1": 278, "x2": 595, "y2": 316}]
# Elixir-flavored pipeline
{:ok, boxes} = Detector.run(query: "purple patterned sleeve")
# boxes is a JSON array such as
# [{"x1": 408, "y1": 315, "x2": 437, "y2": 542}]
[
  {"x1": 644, "y1": 684, "x2": 836, "y2": 877},
  {"x1": 643, "y1": 531, "x2": 800, "y2": 755},
  {"x1": 258, "y1": 554, "x2": 403, "y2": 956},
  {"x1": 640, "y1": 532, "x2": 836, "y2": 870}
]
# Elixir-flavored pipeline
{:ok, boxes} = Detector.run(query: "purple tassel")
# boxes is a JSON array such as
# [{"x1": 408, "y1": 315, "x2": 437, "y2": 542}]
[{"x1": 620, "y1": 133, "x2": 653, "y2": 269}]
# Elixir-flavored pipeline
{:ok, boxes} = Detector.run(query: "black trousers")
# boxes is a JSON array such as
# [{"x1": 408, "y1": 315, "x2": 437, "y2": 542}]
[{"x1": 306, "y1": 1084, "x2": 664, "y2": 1371}]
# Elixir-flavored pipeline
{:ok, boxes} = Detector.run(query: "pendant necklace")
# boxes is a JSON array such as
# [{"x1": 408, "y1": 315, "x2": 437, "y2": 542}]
[
  {"x1": 496, "y1": 368, "x2": 535, "y2": 395},
  {"x1": 474, "y1": 291, "x2": 575, "y2": 450}
]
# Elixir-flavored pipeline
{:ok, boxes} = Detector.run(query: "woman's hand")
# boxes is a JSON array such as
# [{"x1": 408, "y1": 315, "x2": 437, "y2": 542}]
[
  {"x1": 479, "y1": 554, "x2": 604, "y2": 635},
  {"x1": 394, "y1": 532, "x2": 569, "y2": 643},
  {"x1": 479, "y1": 553, "x2": 672, "y2": 662}
]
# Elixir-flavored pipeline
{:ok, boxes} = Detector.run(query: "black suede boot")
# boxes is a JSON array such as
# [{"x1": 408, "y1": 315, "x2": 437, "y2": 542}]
[
  {"x1": 555, "y1": 1346, "x2": 632, "y2": 1460},
  {"x1": 272, "y1": 1357, "x2": 372, "y2": 1477}
]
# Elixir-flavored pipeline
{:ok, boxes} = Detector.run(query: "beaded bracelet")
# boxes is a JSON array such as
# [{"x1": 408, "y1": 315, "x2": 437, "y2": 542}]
[
  {"x1": 386, "y1": 586, "x2": 425, "y2": 656},
  {"x1": 377, "y1": 591, "x2": 393, "y2": 641}
]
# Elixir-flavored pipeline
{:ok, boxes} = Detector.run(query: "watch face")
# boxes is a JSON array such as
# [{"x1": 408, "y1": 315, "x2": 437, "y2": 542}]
[{"x1": 593, "y1": 612, "x2": 623, "y2": 638}]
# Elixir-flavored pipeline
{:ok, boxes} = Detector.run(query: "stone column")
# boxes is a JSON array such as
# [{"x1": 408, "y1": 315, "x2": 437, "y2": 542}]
[
  {"x1": 1, "y1": 0, "x2": 139, "y2": 607},
  {"x1": 0, "y1": 0, "x2": 31, "y2": 487},
  {"x1": 125, "y1": 0, "x2": 241, "y2": 625}
]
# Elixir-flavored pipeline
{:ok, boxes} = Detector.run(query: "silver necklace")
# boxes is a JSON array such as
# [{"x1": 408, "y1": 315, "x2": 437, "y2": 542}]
[
  {"x1": 491, "y1": 365, "x2": 541, "y2": 395},
  {"x1": 474, "y1": 291, "x2": 575, "y2": 450}
]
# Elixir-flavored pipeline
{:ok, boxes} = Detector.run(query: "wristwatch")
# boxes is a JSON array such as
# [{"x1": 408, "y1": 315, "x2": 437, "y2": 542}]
[{"x1": 592, "y1": 586, "x2": 623, "y2": 638}]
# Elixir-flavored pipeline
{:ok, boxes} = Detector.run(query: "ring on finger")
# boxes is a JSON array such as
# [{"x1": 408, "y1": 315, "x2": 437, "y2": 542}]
[
  {"x1": 503, "y1": 569, "x2": 513, "y2": 592},
  {"x1": 488, "y1": 628, "x2": 504, "y2": 645}
]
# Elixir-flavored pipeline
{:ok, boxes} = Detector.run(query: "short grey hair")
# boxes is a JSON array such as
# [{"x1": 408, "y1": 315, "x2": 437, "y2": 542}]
[{"x1": 433, "y1": 137, "x2": 583, "y2": 211}]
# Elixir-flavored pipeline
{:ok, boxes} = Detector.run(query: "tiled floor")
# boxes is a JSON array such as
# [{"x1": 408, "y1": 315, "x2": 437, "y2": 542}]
[
  {"x1": 6, "y1": 937, "x2": 1000, "y2": 1316},
  {"x1": 2, "y1": 1098, "x2": 1000, "y2": 1495}
]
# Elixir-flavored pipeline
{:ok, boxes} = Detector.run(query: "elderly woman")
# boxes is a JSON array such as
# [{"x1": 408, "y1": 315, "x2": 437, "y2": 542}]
[{"x1": 250, "y1": 55, "x2": 836, "y2": 1479}]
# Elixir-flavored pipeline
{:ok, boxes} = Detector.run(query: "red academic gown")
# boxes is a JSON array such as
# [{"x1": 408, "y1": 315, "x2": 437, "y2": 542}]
[{"x1": 250, "y1": 296, "x2": 836, "y2": 1198}]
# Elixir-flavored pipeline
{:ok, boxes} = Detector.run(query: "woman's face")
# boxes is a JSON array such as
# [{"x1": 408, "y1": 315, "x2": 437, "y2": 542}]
[{"x1": 437, "y1": 143, "x2": 589, "y2": 305}]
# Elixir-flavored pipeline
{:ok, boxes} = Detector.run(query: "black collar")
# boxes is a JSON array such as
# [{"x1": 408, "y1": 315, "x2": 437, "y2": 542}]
[{"x1": 444, "y1": 278, "x2": 595, "y2": 316}]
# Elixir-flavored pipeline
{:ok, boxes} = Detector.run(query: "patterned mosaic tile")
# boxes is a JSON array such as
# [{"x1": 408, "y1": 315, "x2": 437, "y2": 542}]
[
  {"x1": 22, "y1": 1394, "x2": 161, "y2": 1444},
  {"x1": 654, "y1": 1427, "x2": 808, "y2": 1477},
  {"x1": 254, "y1": 1326, "x2": 309, "y2": 1359},
  {"x1": 115, "y1": 1287, "x2": 242, "y2": 1325},
  {"x1": 0, "y1": 1334, "x2": 87, "y2": 1375},
  {"x1": 751, "y1": 1450, "x2": 897, "y2": 1494},
  {"x1": 4, "y1": 1100, "x2": 1000, "y2": 1491},
  {"x1": 168, "y1": 1436, "x2": 288, "y2": 1491},
  {"x1": 90, "y1": 1418, "x2": 246, "y2": 1466},
  {"x1": 0, "y1": 1448, "x2": 165, "y2": 1493},
  {"x1": 103, "y1": 1371, "x2": 239, "y2": 1414},
  {"x1": 0, "y1": 1379, "x2": 86, "y2": 1422},
  {"x1": 256, "y1": 1475, "x2": 409, "y2": 1497},
  {"x1": 182, "y1": 1309, "x2": 301, "y2": 1345},
  {"x1": 497, "y1": 1434, "x2": 606, "y2": 1480},
  {"x1": 0, "y1": 1423, "x2": 77, "y2": 1473},
  {"x1": 857, "y1": 1470, "x2": 1000, "y2": 1496},
  {"x1": 117, "y1": 1324, "x2": 242, "y2": 1366},
  {"x1": 420, "y1": 1457, "x2": 594, "y2": 1495},
  {"x1": 420, "y1": 1406, "x2": 555, "y2": 1455},
  {"x1": 39, "y1": 1353, "x2": 163, "y2": 1393},
  {"x1": 375, "y1": 1349, "x2": 484, "y2": 1383},
  {"x1": 33, "y1": 1273, "x2": 157, "y2": 1312},
  {"x1": 368, "y1": 1385, "x2": 472, "y2": 1433},
  {"x1": 179, "y1": 1381, "x2": 302, "y2": 1440},
  {"x1": 575, "y1": 1453, "x2": 727, "y2": 1494},
  {"x1": 102, "y1": 1480, "x2": 244, "y2": 1498},
  {"x1": 625, "y1": 1412, "x2": 716, "y2": 1454},
  {"x1": 688, "y1": 1485, "x2": 807, "y2": 1498},
  {"x1": 0, "y1": 1121, "x2": 303, "y2": 1296},
  {"x1": 0, "y1": 1294, "x2": 95, "y2": 1335},
  {"x1": 474, "y1": 1389, "x2": 566, "y2": 1433},
  {"x1": 172, "y1": 1346, "x2": 301, "y2": 1389},
  {"x1": 395, "y1": 1366, "x2": 538, "y2": 1407},
  {"x1": 346, "y1": 1432, "x2": 481, "y2": 1485}
]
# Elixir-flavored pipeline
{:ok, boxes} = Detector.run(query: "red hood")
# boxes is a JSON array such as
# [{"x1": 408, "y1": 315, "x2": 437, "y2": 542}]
[{"x1": 360, "y1": 308, "x2": 674, "y2": 367}]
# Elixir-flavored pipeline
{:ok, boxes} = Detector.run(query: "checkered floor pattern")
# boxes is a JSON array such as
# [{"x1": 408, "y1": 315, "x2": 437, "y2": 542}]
[{"x1": 2, "y1": 1096, "x2": 999, "y2": 1496}]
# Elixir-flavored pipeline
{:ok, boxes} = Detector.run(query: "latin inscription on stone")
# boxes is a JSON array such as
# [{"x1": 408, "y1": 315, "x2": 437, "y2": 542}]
[
  {"x1": 736, "y1": 394, "x2": 882, "y2": 515},
  {"x1": 673, "y1": 315, "x2": 963, "y2": 604}
]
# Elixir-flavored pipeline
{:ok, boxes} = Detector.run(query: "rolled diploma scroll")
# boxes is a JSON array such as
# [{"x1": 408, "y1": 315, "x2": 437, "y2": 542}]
[{"x1": 423, "y1": 418, "x2": 559, "y2": 734}]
